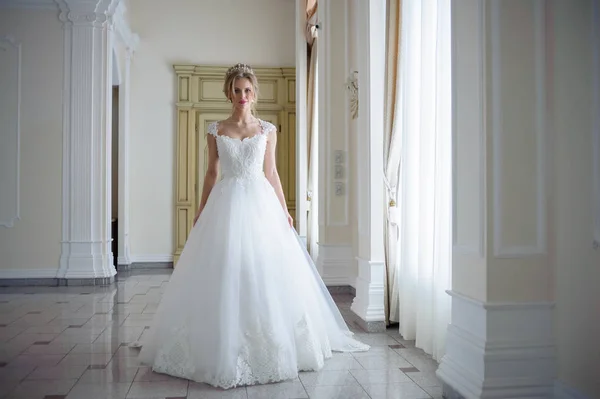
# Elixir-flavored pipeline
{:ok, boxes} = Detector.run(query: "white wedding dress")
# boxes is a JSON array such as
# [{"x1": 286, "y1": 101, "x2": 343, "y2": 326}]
[{"x1": 136, "y1": 119, "x2": 369, "y2": 389}]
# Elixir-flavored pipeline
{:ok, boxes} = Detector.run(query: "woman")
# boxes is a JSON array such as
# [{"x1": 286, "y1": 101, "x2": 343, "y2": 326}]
[{"x1": 136, "y1": 63, "x2": 369, "y2": 389}]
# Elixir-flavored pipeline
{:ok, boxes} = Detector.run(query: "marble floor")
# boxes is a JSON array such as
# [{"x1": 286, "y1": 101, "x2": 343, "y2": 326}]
[{"x1": 0, "y1": 269, "x2": 443, "y2": 399}]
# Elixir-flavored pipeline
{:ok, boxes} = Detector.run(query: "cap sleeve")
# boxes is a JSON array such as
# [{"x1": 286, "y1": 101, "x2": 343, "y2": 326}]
[
  {"x1": 260, "y1": 120, "x2": 277, "y2": 135},
  {"x1": 207, "y1": 121, "x2": 219, "y2": 137}
]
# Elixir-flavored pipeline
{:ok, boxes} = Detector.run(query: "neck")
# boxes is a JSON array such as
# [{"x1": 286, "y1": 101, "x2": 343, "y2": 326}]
[{"x1": 230, "y1": 108, "x2": 255, "y2": 124}]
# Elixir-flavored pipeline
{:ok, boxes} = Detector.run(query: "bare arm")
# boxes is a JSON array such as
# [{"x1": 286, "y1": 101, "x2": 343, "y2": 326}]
[
  {"x1": 264, "y1": 129, "x2": 292, "y2": 225},
  {"x1": 194, "y1": 134, "x2": 219, "y2": 225}
]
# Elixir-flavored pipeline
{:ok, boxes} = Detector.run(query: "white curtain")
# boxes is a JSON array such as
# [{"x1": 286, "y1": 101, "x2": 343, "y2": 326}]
[
  {"x1": 394, "y1": 0, "x2": 452, "y2": 362},
  {"x1": 384, "y1": 0, "x2": 402, "y2": 326},
  {"x1": 306, "y1": 8, "x2": 319, "y2": 261}
]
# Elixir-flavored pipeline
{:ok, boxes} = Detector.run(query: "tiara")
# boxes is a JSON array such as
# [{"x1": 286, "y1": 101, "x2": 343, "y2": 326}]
[{"x1": 225, "y1": 63, "x2": 254, "y2": 78}]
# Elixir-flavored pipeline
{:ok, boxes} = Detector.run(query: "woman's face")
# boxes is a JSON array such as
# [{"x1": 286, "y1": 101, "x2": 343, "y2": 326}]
[{"x1": 230, "y1": 77, "x2": 255, "y2": 110}]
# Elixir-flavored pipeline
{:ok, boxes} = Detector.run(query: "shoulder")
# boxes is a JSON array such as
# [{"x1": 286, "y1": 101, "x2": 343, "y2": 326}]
[
  {"x1": 207, "y1": 121, "x2": 220, "y2": 136},
  {"x1": 259, "y1": 119, "x2": 277, "y2": 135}
]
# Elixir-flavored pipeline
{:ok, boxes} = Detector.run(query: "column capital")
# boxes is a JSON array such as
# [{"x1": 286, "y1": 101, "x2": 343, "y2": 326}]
[
  {"x1": 55, "y1": 0, "x2": 120, "y2": 26},
  {"x1": 112, "y1": 1, "x2": 140, "y2": 55}
]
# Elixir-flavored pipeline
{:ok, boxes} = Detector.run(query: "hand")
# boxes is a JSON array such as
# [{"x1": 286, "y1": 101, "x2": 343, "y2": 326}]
[{"x1": 286, "y1": 213, "x2": 294, "y2": 228}]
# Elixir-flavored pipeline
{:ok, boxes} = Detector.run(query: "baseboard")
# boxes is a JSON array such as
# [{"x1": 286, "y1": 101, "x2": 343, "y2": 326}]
[
  {"x1": 0, "y1": 268, "x2": 115, "y2": 286},
  {"x1": 129, "y1": 254, "x2": 174, "y2": 263},
  {"x1": 316, "y1": 243, "x2": 356, "y2": 287},
  {"x1": 554, "y1": 380, "x2": 590, "y2": 399},
  {"x1": 437, "y1": 290, "x2": 556, "y2": 399},
  {"x1": 0, "y1": 268, "x2": 58, "y2": 279}
]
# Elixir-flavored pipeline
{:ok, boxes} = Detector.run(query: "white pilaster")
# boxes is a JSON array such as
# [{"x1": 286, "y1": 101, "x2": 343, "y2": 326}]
[
  {"x1": 316, "y1": 0, "x2": 355, "y2": 280},
  {"x1": 438, "y1": 292, "x2": 555, "y2": 399},
  {"x1": 295, "y1": 0, "x2": 308, "y2": 240},
  {"x1": 349, "y1": 0, "x2": 386, "y2": 332},
  {"x1": 439, "y1": 1, "x2": 556, "y2": 397},
  {"x1": 113, "y1": 1, "x2": 138, "y2": 266},
  {"x1": 56, "y1": 0, "x2": 119, "y2": 281}
]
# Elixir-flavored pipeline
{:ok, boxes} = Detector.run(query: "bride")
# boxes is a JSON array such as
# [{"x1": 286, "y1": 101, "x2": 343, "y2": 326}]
[{"x1": 136, "y1": 63, "x2": 369, "y2": 389}]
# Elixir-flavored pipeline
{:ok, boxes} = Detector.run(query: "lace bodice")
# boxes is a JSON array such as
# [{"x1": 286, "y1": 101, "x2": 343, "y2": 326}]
[{"x1": 207, "y1": 119, "x2": 276, "y2": 180}]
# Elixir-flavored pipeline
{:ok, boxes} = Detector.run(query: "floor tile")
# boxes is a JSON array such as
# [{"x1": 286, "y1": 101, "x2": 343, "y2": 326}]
[
  {"x1": 350, "y1": 369, "x2": 412, "y2": 385},
  {"x1": 362, "y1": 382, "x2": 432, "y2": 399},
  {"x1": 5, "y1": 378, "x2": 78, "y2": 399},
  {"x1": 246, "y1": 381, "x2": 307, "y2": 399},
  {"x1": 188, "y1": 382, "x2": 248, "y2": 399},
  {"x1": 304, "y1": 384, "x2": 370, "y2": 399},
  {"x1": 405, "y1": 371, "x2": 441, "y2": 388},
  {"x1": 298, "y1": 370, "x2": 359, "y2": 386},
  {"x1": 126, "y1": 380, "x2": 189, "y2": 398},
  {"x1": 355, "y1": 355, "x2": 413, "y2": 370},
  {"x1": 0, "y1": 271, "x2": 442, "y2": 399},
  {"x1": 77, "y1": 365, "x2": 140, "y2": 384},
  {"x1": 65, "y1": 381, "x2": 132, "y2": 399},
  {"x1": 26, "y1": 363, "x2": 89, "y2": 380}
]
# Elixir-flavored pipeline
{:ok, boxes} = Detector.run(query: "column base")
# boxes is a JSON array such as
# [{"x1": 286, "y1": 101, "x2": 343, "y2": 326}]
[
  {"x1": 58, "y1": 241, "x2": 117, "y2": 281},
  {"x1": 436, "y1": 291, "x2": 556, "y2": 399},
  {"x1": 350, "y1": 257, "x2": 386, "y2": 332}
]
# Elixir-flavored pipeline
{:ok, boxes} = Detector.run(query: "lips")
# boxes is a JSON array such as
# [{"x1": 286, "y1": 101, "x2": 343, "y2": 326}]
[{"x1": 239, "y1": 100, "x2": 247, "y2": 105}]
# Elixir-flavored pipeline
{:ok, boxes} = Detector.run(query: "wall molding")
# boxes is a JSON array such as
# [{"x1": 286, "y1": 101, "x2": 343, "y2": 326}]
[
  {"x1": 452, "y1": 1, "x2": 486, "y2": 257},
  {"x1": 0, "y1": 268, "x2": 58, "y2": 279},
  {"x1": 129, "y1": 254, "x2": 174, "y2": 263},
  {"x1": 437, "y1": 290, "x2": 556, "y2": 399},
  {"x1": 0, "y1": 0, "x2": 55, "y2": 10},
  {"x1": 491, "y1": 1, "x2": 548, "y2": 258},
  {"x1": 0, "y1": 35, "x2": 22, "y2": 228},
  {"x1": 316, "y1": 244, "x2": 355, "y2": 286},
  {"x1": 592, "y1": 0, "x2": 600, "y2": 248}
]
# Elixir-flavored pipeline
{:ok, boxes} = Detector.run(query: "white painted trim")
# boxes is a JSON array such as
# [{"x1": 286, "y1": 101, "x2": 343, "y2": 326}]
[
  {"x1": 112, "y1": 1, "x2": 139, "y2": 53},
  {"x1": 351, "y1": 258, "x2": 385, "y2": 322},
  {"x1": 478, "y1": 0, "x2": 487, "y2": 259},
  {"x1": 592, "y1": 0, "x2": 600, "y2": 248},
  {"x1": 451, "y1": 1, "x2": 486, "y2": 257},
  {"x1": 0, "y1": 35, "x2": 21, "y2": 228},
  {"x1": 491, "y1": 1, "x2": 547, "y2": 258},
  {"x1": 554, "y1": 380, "x2": 590, "y2": 399},
  {"x1": 317, "y1": 0, "x2": 327, "y2": 228},
  {"x1": 316, "y1": 243, "x2": 355, "y2": 286},
  {"x1": 437, "y1": 290, "x2": 556, "y2": 399},
  {"x1": 117, "y1": 50, "x2": 133, "y2": 266},
  {"x1": 129, "y1": 254, "x2": 174, "y2": 263},
  {"x1": 294, "y1": 0, "x2": 308, "y2": 237},
  {"x1": 0, "y1": 268, "x2": 58, "y2": 279}
]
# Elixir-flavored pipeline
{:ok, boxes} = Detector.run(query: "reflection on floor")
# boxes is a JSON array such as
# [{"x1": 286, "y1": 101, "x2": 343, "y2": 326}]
[{"x1": 0, "y1": 269, "x2": 442, "y2": 399}]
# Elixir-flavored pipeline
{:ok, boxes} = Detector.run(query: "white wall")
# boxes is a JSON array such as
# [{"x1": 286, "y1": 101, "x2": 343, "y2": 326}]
[
  {"x1": 553, "y1": 0, "x2": 600, "y2": 396},
  {"x1": 0, "y1": 9, "x2": 63, "y2": 274},
  {"x1": 127, "y1": 0, "x2": 295, "y2": 260}
]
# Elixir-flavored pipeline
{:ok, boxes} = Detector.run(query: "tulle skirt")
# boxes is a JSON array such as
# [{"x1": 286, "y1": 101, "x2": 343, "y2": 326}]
[{"x1": 137, "y1": 175, "x2": 369, "y2": 389}]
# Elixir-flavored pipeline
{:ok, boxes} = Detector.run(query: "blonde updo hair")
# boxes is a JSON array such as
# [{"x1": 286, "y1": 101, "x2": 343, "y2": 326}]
[{"x1": 223, "y1": 63, "x2": 260, "y2": 115}]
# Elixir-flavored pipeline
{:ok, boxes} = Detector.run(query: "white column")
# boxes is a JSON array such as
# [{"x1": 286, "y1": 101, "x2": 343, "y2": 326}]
[
  {"x1": 57, "y1": 0, "x2": 118, "y2": 283},
  {"x1": 117, "y1": 48, "x2": 132, "y2": 266},
  {"x1": 349, "y1": 0, "x2": 386, "y2": 332},
  {"x1": 295, "y1": 0, "x2": 308, "y2": 241},
  {"x1": 316, "y1": 0, "x2": 355, "y2": 285},
  {"x1": 437, "y1": 1, "x2": 555, "y2": 397},
  {"x1": 112, "y1": 1, "x2": 138, "y2": 267}
]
